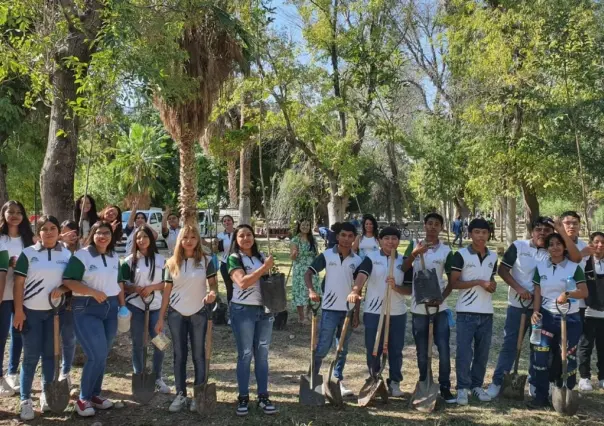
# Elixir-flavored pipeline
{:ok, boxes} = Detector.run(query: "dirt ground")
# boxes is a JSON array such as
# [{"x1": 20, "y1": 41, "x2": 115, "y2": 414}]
[{"x1": 1, "y1": 240, "x2": 603, "y2": 425}]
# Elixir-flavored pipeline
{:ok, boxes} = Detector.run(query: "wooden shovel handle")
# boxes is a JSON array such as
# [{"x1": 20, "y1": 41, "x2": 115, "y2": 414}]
[
  {"x1": 420, "y1": 252, "x2": 426, "y2": 270},
  {"x1": 383, "y1": 251, "x2": 396, "y2": 353},
  {"x1": 337, "y1": 304, "x2": 355, "y2": 353},
  {"x1": 53, "y1": 313, "x2": 60, "y2": 357},
  {"x1": 206, "y1": 320, "x2": 213, "y2": 360}
]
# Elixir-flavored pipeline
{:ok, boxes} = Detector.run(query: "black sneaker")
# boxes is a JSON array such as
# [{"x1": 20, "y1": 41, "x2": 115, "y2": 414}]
[
  {"x1": 257, "y1": 394, "x2": 277, "y2": 415},
  {"x1": 236, "y1": 395, "x2": 249, "y2": 417},
  {"x1": 440, "y1": 387, "x2": 456, "y2": 404},
  {"x1": 526, "y1": 398, "x2": 551, "y2": 411}
]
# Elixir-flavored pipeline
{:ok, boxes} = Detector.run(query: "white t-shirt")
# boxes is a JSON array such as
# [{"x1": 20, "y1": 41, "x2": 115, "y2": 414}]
[
  {"x1": 14, "y1": 243, "x2": 71, "y2": 310},
  {"x1": 227, "y1": 252, "x2": 265, "y2": 306},
  {"x1": 217, "y1": 231, "x2": 234, "y2": 263},
  {"x1": 165, "y1": 257, "x2": 217, "y2": 316},
  {"x1": 533, "y1": 258, "x2": 585, "y2": 315},
  {"x1": 358, "y1": 235, "x2": 379, "y2": 258},
  {"x1": 358, "y1": 250, "x2": 407, "y2": 316},
  {"x1": 124, "y1": 253, "x2": 165, "y2": 311},
  {"x1": 585, "y1": 257, "x2": 604, "y2": 318},
  {"x1": 0, "y1": 235, "x2": 25, "y2": 301},
  {"x1": 451, "y1": 246, "x2": 499, "y2": 314},
  {"x1": 63, "y1": 246, "x2": 123, "y2": 297}
]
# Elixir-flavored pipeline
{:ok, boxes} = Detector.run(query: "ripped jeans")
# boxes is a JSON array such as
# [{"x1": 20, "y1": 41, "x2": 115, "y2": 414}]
[{"x1": 230, "y1": 303, "x2": 273, "y2": 397}]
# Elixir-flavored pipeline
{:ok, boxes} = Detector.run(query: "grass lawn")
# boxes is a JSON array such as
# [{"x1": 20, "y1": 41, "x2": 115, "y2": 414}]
[{"x1": 1, "y1": 238, "x2": 603, "y2": 425}]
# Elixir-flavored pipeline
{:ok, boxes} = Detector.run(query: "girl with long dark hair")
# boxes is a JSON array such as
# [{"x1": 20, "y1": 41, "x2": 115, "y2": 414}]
[
  {"x1": 352, "y1": 214, "x2": 380, "y2": 259},
  {"x1": 74, "y1": 195, "x2": 99, "y2": 239},
  {"x1": 290, "y1": 219, "x2": 321, "y2": 323},
  {"x1": 99, "y1": 205, "x2": 123, "y2": 245},
  {"x1": 0, "y1": 200, "x2": 34, "y2": 395}
]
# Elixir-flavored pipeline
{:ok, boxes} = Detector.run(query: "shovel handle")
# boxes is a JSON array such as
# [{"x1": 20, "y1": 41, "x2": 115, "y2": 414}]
[
  {"x1": 382, "y1": 250, "x2": 396, "y2": 354},
  {"x1": 419, "y1": 252, "x2": 426, "y2": 271},
  {"x1": 53, "y1": 312, "x2": 60, "y2": 357},
  {"x1": 336, "y1": 303, "x2": 355, "y2": 353}
]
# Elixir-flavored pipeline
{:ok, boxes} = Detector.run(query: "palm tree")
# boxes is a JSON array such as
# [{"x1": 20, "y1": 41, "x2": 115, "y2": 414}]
[{"x1": 153, "y1": 4, "x2": 250, "y2": 225}]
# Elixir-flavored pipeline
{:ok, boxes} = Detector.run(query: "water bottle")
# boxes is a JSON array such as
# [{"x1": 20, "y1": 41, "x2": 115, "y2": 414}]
[
  {"x1": 565, "y1": 276, "x2": 577, "y2": 304},
  {"x1": 446, "y1": 309, "x2": 455, "y2": 328},
  {"x1": 530, "y1": 317, "x2": 542, "y2": 345}
]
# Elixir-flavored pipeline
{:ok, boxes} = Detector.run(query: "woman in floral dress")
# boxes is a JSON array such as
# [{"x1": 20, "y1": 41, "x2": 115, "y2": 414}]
[{"x1": 290, "y1": 220, "x2": 321, "y2": 323}]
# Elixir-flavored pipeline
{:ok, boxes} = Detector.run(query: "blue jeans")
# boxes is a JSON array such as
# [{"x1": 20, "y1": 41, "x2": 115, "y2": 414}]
[
  {"x1": 532, "y1": 309, "x2": 582, "y2": 403},
  {"x1": 455, "y1": 313, "x2": 493, "y2": 390},
  {"x1": 0, "y1": 300, "x2": 23, "y2": 377},
  {"x1": 72, "y1": 296, "x2": 119, "y2": 401},
  {"x1": 61, "y1": 306, "x2": 76, "y2": 375},
  {"x1": 492, "y1": 305, "x2": 534, "y2": 386},
  {"x1": 412, "y1": 311, "x2": 451, "y2": 389},
  {"x1": 364, "y1": 312, "x2": 406, "y2": 384},
  {"x1": 313, "y1": 310, "x2": 354, "y2": 380},
  {"x1": 19, "y1": 308, "x2": 56, "y2": 400},
  {"x1": 230, "y1": 303, "x2": 273, "y2": 396},
  {"x1": 167, "y1": 307, "x2": 206, "y2": 396},
  {"x1": 130, "y1": 304, "x2": 164, "y2": 378}
]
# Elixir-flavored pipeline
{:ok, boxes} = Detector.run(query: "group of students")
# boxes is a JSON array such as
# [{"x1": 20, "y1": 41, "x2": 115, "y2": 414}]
[{"x1": 1, "y1": 196, "x2": 603, "y2": 420}]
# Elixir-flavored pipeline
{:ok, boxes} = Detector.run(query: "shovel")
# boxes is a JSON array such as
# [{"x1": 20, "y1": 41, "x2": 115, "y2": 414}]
[
  {"x1": 195, "y1": 302, "x2": 218, "y2": 415},
  {"x1": 552, "y1": 300, "x2": 579, "y2": 416},
  {"x1": 132, "y1": 293, "x2": 156, "y2": 404},
  {"x1": 324, "y1": 302, "x2": 355, "y2": 407},
  {"x1": 411, "y1": 304, "x2": 440, "y2": 412},
  {"x1": 44, "y1": 293, "x2": 70, "y2": 413},
  {"x1": 299, "y1": 298, "x2": 325, "y2": 406},
  {"x1": 502, "y1": 296, "x2": 532, "y2": 400},
  {"x1": 358, "y1": 250, "x2": 395, "y2": 407}
]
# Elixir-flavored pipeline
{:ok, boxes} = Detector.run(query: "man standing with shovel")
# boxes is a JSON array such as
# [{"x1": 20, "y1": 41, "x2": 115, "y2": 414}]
[
  {"x1": 347, "y1": 227, "x2": 410, "y2": 403},
  {"x1": 305, "y1": 223, "x2": 362, "y2": 401}
]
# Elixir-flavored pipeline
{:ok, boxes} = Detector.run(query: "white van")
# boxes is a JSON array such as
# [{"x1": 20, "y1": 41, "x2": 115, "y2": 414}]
[{"x1": 119, "y1": 208, "x2": 167, "y2": 250}]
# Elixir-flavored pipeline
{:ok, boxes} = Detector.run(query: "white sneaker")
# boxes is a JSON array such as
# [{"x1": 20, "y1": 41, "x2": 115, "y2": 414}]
[
  {"x1": 0, "y1": 377, "x2": 15, "y2": 396},
  {"x1": 339, "y1": 381, "x2": 353, "y2": 397},
  {"x1": 579, "y1": 378, "x2": 593, "y2": 392},
  {"x1": 189, "y1": 397, "x2": 196, "y2": 412},
  {"x1": 472, "y1": 387, "x2": 492, "y2": 402},
  {"x1": 39, "y1": 392, "x2": 50, "y2": 412},
  {"x1": 389, "y1": 381, "x2": 404, "y2": 397},
  {"x1": 486, "y1": 383, "x2": 501, "y2": 399},
  {"x1": 155, "y1": 378, "x2": 171, "y2": 394},
  {"x1": 6, "y1": 374, "x2": 19, "y2": 392},
  {"x1": 529, "y1": 384, "x2": 536, "y2": 398},
  {"x1": 457, "y1": 388, "x2": 469, "y2": 405},
  {"x1": 169, "y1": 392, "x2": 187, "y2": 413},
  {"x1": 20, "y1": 399, "x2": 35, "y2": 421},
  {"x1": 59, "y1": 372, "x2": 72, "y2": 389}
]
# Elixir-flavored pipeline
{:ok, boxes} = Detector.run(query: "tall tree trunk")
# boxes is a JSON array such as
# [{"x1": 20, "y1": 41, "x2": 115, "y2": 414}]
[
  {"x1": 521, "y1": 181, "x2": 539, "y2": 238},
  {"x1": 327, "y1": 177, "x2": 347, "y2": 225},
  {"x1": 227, "y1": 158, "x2": 238, "y2": 208},
  {"x1": 453, "y1": 191, "x2": 471, "y2": 218},
  {"x1": 505, "y1": 196, "x2": 517, "y2": 246},
  {"x1": 386, "y1": 140, "x2": 404, "y2": 222},
  {"x1": 239, "y1": 144, "x2": 252, "y2": 225},
  {"x1": 0, "y1": 163, "x2": 8, "y2": 207},
  {"x1": 499, "y1": 197, "x2": 505, "y2": 241},
  {"x1": 178, "y1": 136, "x2": 198, "y2": 225}
]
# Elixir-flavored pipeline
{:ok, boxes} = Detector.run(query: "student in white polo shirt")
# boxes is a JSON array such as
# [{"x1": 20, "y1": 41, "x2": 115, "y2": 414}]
[
  {"x1": 528, "y1": 233, "x2": 587, "y2": 409},
  {"x1": 155, "y1": 225, "x2": 217, "y2": 413},
  {"x1": 216, "y1": 215, "x2": 235, "y2": 304},
  {"x1": 403, "y1": 212, "x2": 455, "y2": 404},
  {"x1": 62, "y1": 221, "x2": 126, "y2": 417},
  {"x1": 161, "y1": 208, "x2": 181, "y2": 256},
  {"x1": 451, "y1": 218, "x2": 498, "y2": 405},
  {"x1": 0, "y1": 200, "x2": 35, "y2": 396},
  {"x1": 11, "y1": 216, "x2": 71, "y2": 420},
  {"x1": 227, "y1": 224, "x2": 277, "y2": 417},
  {"x1": 306, "y1": 222, "x2": 362, "y2": 398},
  {"x1": 347, "y1": 226, "x2": 411, "y2": 398},
  {"x1": 122, "y1": 225, "x2": 170, "y2": 395}
]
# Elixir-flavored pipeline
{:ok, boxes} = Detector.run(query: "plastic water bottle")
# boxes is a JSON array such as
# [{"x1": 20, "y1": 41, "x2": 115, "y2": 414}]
[
  {"x1": 566, "y1": 276, "x2": 577, "y2": 304},
  {"x1": 530, "y1": 318, "x2": 542, "y2": 345},
  {"x1": 446, "y1": 309, "x2": 455, "y2": 328}
]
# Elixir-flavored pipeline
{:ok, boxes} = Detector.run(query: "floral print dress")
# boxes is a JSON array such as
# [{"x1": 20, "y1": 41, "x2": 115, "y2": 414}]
[{"x1": 291, "y1": 235, "x2": 322, "y2": 307}]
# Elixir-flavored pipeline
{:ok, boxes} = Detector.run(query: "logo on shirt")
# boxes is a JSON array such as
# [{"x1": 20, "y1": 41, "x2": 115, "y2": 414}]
[
  {"x1": 540, "y1": 275, "x2": 547, "y2": 280},
  {"x1": 328, "y1": 261, "x2": 338, "y2": 267},
  {"x1": 89, "y1": 265, "x2": 98, "y2": 271},
  {"x1": 56, "y1": 260, "x2": 68, "y2": 265},
  {"x1": 520, "y1": 252, "x2": 532, "y2": 257},
  {"x1": 488, "y1": 262, "x2": 494, "y2": 268},
  {"x1": 374, "y1": 261, "x2": 384, "y2": 266},
  {"x1": 349, "y1": 264, "x2": 356, "y2": 271},
  {"x1": 396, "y1": 264, "x2": 403, "y2": 271},
  {"x1": 466, "y1": 263, "x2": 476, "y2": 268},
  {"x1": 30, "y1": 257, "x2": 39, "y2": 264},
  {"x1": 432, "y1": 259, "x2": 443, "y2": 265}
]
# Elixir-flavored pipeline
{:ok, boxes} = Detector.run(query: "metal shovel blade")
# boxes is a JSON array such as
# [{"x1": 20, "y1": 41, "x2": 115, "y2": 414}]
[
  {"x1": 358, "y1": 375, "x2": 384, "y2": 407},
  {"x1": 502, "y1": 372, "x2": 527, "y2": 401},
  {"x1": 132, "y1": 370, "x2": 157, "y2": 404},
  {"x1": 411, "y1": 377, "x2": 439, "y2": 412},
  {"x1": 44, "y1": 379, "x2": 70, "y2": 413},
  {"x1": 299, "y1": 374, "x2": 325, "y2": 406},
  {"x1": 195, "y1": 383, "x2": 217, "y2": 415},
  {"x1": 552, "y1": 386, "x2": 579, "y2": 416},
  {"x1": 324, "y1": 361, "x2": 343, "y2": 406}
]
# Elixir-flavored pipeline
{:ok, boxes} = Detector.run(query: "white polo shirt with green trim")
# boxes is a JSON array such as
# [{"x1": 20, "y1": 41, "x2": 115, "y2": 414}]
[
  {"x1": 63, "y1": 245, "x2": 123, "y2": 297},
  {"x1": 0, "y1": 235, "x2": 25, "y2": 301},
  {"x1": 123, "y1": 253, "x2": 165, "y2": 311},
  {"x1": 227, "y1": 252, "x2": 265, "y2": 306},
  {"x1": 14, "y1": 242, "x2": 71, "y2": 310},
  {"x1": 164, "y1": 256, "x2": 217, "y2": 316},
  {"x1": 533, "y1": 258, "x2": 585, "y2": 315}
]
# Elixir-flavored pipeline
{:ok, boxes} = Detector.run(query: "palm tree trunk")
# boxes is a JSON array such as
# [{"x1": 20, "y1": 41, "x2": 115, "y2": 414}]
[
  {"x1": 239, "y1": 144, "x2": 252, "y2": 225},
  {"x1": 227, "y1": 157, "x2": 238, "y2": 208},
  {"x1": 179, "y1": 135, "x2": 198, "y2": 225}
]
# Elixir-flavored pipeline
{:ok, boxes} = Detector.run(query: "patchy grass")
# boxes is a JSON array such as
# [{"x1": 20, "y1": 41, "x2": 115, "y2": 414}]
[{"x1": 1, "y1": 239, "x2": 603, "y2": 425}]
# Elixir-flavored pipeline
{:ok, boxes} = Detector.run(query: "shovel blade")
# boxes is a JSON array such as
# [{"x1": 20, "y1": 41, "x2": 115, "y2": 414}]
[
  {"x1": 44, "y1": 380, "x2": 70, "y2": 413},
  {"x1": 132, "y1": 371, "x2": 157, "y2": 404},
  {"x1": 195, "y1": 383, "x2": 217, "y2": 415},
  {"x1": 299, "y1": 374, "x2": 325, "y2": 406},
  {"x1": 324, "y1": 361, "x2": 343, "y2": 407},
  {"x1": 501, "y1": 372, "x2": 527, "y2": 401},
  {"x1": 552, "y1": 386, "x2": 579, "y2": 416},
  {"x1": 358, "y1": 376, "x2": 383, "y2": 408},
  {"x1": 411, "y1": 379, "x2": 439, "y2": 413}
]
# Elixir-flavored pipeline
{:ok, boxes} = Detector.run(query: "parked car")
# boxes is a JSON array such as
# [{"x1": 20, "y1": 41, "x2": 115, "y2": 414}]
[{"x1": 118, "y1": 208, "x2": 167, "y2": 251}]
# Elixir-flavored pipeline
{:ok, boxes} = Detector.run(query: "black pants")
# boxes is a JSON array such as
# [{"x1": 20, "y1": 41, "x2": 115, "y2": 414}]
[
  {"x1": 220, "y1": 262, "x2": 234, "y2": 303},
  {"x1": 578, "y1": 316, "x2": 604, "y2": 380}
]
